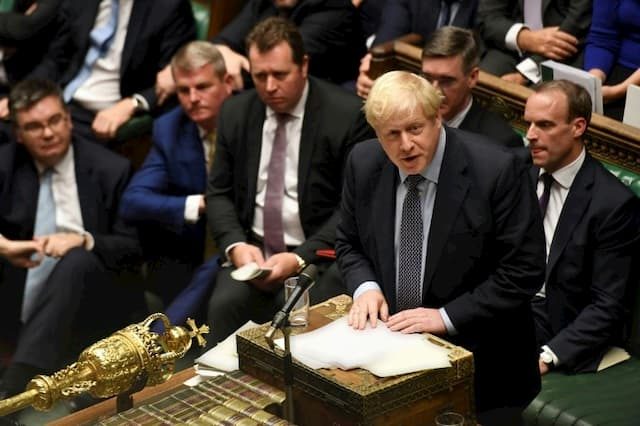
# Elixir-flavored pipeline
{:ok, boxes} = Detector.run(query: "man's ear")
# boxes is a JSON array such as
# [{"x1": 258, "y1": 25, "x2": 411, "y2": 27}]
[
  {"x1": 301, "y1": 54, "x2": 309, "y2": 78},
  {"x1": 572, "y1": 117, "x2": 588, "y2": 139},
  {"x1": 223, "y1": 73, "x2": 235, "y2": 93},
  {"x1": 467, "y1": 66, "x2": 479, "y2": 89}
]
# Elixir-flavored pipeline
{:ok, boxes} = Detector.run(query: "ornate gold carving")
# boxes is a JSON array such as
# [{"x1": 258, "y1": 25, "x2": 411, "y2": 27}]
[{"x1": 0, "y1": 314, "x2": 208, "y2": 416}]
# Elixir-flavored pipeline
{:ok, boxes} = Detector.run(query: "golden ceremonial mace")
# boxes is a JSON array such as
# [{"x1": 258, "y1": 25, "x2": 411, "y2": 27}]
[{"x1": 0, "y1": 313, "x2": 208, "y2": 416}]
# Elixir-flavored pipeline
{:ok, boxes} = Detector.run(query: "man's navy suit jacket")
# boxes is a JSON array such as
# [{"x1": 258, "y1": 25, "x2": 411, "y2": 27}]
[
  {"x1": 120, "y1": 106, "x2": 208, "y2": 263},
  {"x1": 336, "y1": 128, "x2": 546, "y2": 411},
  {"x1": 530, "y1": 153, "x2": 640, "y2": 373}
]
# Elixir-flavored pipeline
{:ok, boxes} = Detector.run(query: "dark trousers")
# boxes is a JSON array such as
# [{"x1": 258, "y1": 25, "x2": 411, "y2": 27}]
[
  {"x1": 206, "y1": 261, "x2": 345, "y2": 347},
  {"x1": 1, "y1": 248, "x2": 144, "y2": 372}
]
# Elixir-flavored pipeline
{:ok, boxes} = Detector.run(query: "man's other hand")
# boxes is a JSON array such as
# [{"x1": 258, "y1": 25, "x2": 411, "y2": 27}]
[
  {"x1": 252, "y1": 252, "x2": 299, "y2": 291},
  {"x1": 214, "y1": 44, "x2": 249, "y2": 91},
  {"x1": 349, "y1": 289, "x2": 388, "y2": 330},
  {"x1": 387, "y1": 307, "x2": 446, "y2": 335},
  {"x1": 356, "y1": 53, "x2": 374, "y2": 99},
  {"x1": 156, "y1": 65, "x2": 175, "y2": 106},
  {"x1": 517, "y1": 27, "x2": 578, "y2": 60},
  {"x1": 0, "y1": 236, "x2": 44, "y2": 268},
  {"x1": 92, "y1": 98, "x2": 137, "y2": 140},
  {"x1": 40, "y1": 232, "x2": 85, "y2": 258},
  {"x1": 229, "y1": 243, "x2": 265, "y2": 269}
]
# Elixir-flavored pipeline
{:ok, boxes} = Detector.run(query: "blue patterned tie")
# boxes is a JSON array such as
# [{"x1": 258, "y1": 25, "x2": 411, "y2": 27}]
[
  {"x1": 397, "y1": 175, "x2": 425, "y2": 311},
  {"x1": 22, "y1": 169, "x2": 59, "y2": 323},
  {"x1": 63, "y1": 0, "x2": 120, "y2": 102}
]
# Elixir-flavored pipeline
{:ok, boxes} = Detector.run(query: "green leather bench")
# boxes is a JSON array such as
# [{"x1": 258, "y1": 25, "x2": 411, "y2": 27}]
[{"x1": 369, "y1": 37, "x2": 640, "y2": 426}]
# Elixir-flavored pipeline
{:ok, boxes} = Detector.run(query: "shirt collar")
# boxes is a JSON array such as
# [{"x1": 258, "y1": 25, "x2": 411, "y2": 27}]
[
  {"x1": 35, "y1": 144, "x2": 73, "y2": 176},
  {"x1": 399, "y1": 126, "x2": 447, "y2": 185},
  {"x1": 445, "y1": 96, "x2": 473, "y2": 128},
  {"x1": 540, "y1": 146, "x2": 586, "y2": 190},
  {"x1": 266, "y1": 79, "x2": 309, "y2": 120}
]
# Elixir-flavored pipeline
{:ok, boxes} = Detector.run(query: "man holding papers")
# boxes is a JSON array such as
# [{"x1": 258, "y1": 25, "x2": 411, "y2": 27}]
[{"x1": 335, "y1": 71, "x2": 545, "y2": 425}]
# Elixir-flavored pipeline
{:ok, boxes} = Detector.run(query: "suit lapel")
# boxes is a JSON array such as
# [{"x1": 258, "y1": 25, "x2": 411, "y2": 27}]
[
  {"x1": 424, "y1": 133, "x2": 470, "y2": 291},
  {"x1": 372, "y1": 160, "x2": 399, "y2": 310},
  {"x1": 546, "y1": 156, "x2": 594, "y2": 278},
  {"x1": 424, "y1": 0, "x2": 441, "y2": 31},
  {"x1": 246, "y1": 98, "x2": 267, "y2": 209},
  {"x1": 180, "y1": 118, "x2": 207, "y2": 192},
  {"x1": 73, "y1": 143, "x2": 98, "y2": 232},
  {"x1": 298, "y1": 79, "x2": 320, "y2": 210},
  {"x1": 121, "y1": 0, "x2": 148, "y2": 76},
  {"x1": 14, "y1": 155, "x2": 39, "y2": 235}
]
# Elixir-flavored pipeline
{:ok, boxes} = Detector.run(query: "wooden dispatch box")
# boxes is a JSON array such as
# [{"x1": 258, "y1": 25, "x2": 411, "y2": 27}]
[{"x1": 237, "y1": 295, "x2": 476, "y2": 426}]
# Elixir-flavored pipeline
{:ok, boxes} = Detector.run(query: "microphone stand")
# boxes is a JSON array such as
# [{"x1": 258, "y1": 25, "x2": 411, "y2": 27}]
[
  {"x1": 265, "y1": 317, "x2": 295, "y2": 423},
  {"x1": 281, "y1": 321, "x2": 295, "y2": 423}
]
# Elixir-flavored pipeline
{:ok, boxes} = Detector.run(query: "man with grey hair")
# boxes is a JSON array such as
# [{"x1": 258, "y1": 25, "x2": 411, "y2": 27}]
[
  {"x1": 120, "y1": 41, "x2": 233, "y2": 306},
  {"x1": 336, "y1": 70, "x2": 545, "y2": 425},
  {"x1": 422, "y1": 26, "x2": 523, "y2": 148}
]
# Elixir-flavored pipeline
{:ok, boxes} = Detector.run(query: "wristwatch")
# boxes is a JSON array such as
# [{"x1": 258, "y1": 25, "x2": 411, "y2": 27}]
[
  {"x1": 540, "y1": 350, "x2": 554, "y2": 367},
  {"x1": 293, "y1": 253, "x2": 306, "y2": 274}
]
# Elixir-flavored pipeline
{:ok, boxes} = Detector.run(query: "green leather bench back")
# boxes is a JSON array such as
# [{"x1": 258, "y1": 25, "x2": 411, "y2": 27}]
[
  {"x1": 191, "y1": 1, "x2": 211, "y2": 41},
  {"x1": 603, "y1": 162, "x2": 640, "y2": 198},
  {"x1": 0, "y1": 0, "x2": 14, "y2": 12}
]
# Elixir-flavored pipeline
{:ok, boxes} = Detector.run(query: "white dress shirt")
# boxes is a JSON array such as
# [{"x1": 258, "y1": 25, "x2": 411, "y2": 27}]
[
  {"x1": 73, "y1": 0, "x2": 134, "y2": 112},
  {"x1": 536, "y1": 147, "x2": 585, "y2": 296},
  {"x1": 536, "y1": 148, "x2": 585, "y2": 366},
  {"x1": 35, "y1": 145, "x2": 94, "y2": 250},
  {"x1": 251, "y1": 81, "x2": 309, "y2": 248},
  {"x1": 184, "y1": 126, "x2": 213, "y2": 223}
]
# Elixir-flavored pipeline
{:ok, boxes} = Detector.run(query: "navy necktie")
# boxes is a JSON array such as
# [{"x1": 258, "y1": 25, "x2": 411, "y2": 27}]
[
  {"x1": 397, "y1": 175, "x2": 425, "y2": 311},
  {"x1": 538, "y1": 173, "x2": 554, "y2": 218}
]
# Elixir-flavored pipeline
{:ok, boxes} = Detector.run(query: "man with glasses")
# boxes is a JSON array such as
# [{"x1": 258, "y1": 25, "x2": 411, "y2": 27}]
[
  {"x1": 0, "y1": 79, "x2": 142, "y2": 398},
  {"x1": 421, "y1": 26, "x2": 523, "y2": 148}
]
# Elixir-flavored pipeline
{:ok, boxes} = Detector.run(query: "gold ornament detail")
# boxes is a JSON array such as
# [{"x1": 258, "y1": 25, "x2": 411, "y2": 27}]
[{"x1": 0, "y1": 313, "x2": 208, "y2": 416}]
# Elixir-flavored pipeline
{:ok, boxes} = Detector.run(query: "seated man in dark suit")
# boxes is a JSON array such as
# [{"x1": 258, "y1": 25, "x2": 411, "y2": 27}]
[
  {"x1": 120, "y1": 41, "x2": 233, "y2": 308},
  {"x1": 524, "y1": 80, "x2": 640, "y2": 374},
  {"x1": 477, "y1": 0, "x2": 591, "y2": 85},
  {"x1": 206, "y1": 17, "x2": 374, "y2": 345},
  {"x1": 29, "y1": 0, "x2": 196, "y2": 143},
  {"x1": 0, "y1": 79, "x2": 142, "y2": 397},
  {"x1": 336, "y1": 70, "x2": 545, "y2": 425},
  {"x1": 421, "y1": 26, "x2": 523, "y2": 148},
  {"x1": 211, "y1": 0, "x2": 366, "y2": 90}
]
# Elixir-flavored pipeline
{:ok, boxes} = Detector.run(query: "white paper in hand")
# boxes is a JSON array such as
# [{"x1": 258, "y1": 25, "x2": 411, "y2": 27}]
[
  {"x1": 275, "y1": 317, "x2": 450, "y2": 377},
  {"x1": 230, "y1": 262, "x2": 271, "y2": 281}
]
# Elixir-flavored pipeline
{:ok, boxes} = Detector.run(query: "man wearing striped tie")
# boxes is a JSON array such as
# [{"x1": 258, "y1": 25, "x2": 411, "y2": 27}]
[{"x1": 0, "y1": 79, "x2": 141, "y2": 398}]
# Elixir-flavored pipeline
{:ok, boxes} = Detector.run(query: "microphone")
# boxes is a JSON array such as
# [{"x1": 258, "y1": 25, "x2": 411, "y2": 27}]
[{"x1": 265, "y1": 264, "x2": 318, "y2": 343}]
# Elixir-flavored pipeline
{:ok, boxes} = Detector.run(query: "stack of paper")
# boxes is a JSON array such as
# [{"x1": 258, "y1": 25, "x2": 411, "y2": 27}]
[
  {"x1": 196, "y1": 321, "x2": 260, "y2": 374},
  {"x1": 541, "y1": 60, "x2": 604, "y2": 114},
  {"x1": 275, "y1": 317, "x2": 451, "y2": 377}
]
